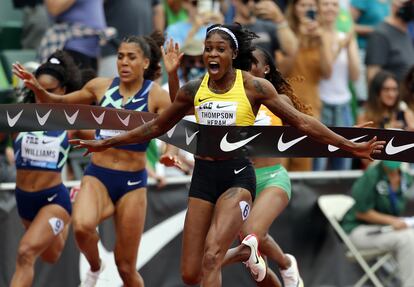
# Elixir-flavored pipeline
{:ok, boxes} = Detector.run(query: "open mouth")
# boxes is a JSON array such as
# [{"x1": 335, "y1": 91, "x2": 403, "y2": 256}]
[{"x1": 208, "y1": 62, "x2": 220, "y2": 73}]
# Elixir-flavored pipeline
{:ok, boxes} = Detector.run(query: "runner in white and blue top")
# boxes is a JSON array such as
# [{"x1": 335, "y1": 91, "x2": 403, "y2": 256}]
[
  {"x1": 10, "y1": 50, "x2": 81, "y2": 287},
  {"x1": 12, "y1": 31, "x2": 179, "y2": 287}
]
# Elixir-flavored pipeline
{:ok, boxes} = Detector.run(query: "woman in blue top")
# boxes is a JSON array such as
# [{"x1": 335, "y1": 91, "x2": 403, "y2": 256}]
[
  {"x1": 13, "y1": 32, "x2": 176, "y2": 287},
  {"x1": 10, "y1": 50, "x2": 81, "y2": 287}
]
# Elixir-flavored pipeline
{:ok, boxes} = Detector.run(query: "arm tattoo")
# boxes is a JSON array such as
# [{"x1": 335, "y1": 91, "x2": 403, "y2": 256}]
[
  {"x1": 181, "y1": 79, "x2": 202, "y2": 101},
  {"x1": 253, "y1": 79, "x2": 266, "y2": 95}
]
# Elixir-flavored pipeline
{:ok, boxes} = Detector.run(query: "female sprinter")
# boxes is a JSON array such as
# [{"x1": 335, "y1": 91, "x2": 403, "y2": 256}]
[
  {"x1": 13, "y1": 32, "x2": 176, "y2": 287},
  {"x1": 162, "y1": 41, "x2": 305, "y2": 286},
  {"x1": 10, "y1": 50, "x2": 81, "y2": 287},
  {"x1": 55, "y1": 24, "x2": 382, "y2": 286}
]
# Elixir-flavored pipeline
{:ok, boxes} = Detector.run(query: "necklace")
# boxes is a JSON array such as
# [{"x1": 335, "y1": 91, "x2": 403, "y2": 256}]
[{"x1": 209, "y1": 70, "x2": 236, "y2": 94}]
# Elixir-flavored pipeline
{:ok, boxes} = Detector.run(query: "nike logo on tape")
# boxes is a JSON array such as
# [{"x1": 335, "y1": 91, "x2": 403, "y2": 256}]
[
  {"x1": 91, "y1": 111, "x2": 105, "y2": 125},
  {"x1": 36, "y1": 109, "x2": 52, "y2": 126},
  {"x1": 47, "y1": 193, "x2": 58, "y2": 202},
  {"x1": 220, "y1": 133, "x2": 261, "y2": 152},
  {"x1": 127, "y1": 180, "x2": 142, "y2": 186},
  {"x1": 117, "y1": 113, "x2": 130, "y2": 127},
  {"x1": 132, "y1": 97, "x2": 145, "y2": 103},
  {"x1": 185, "y1": 129, "x2": 199, "y2": 145},
  {"x1": 7, "y1": 110, "x2": 23, "y2": 127},
  {"x1": 64, "y1": 110, "x2": 79, "y2": 125},
  {"x1": 234, "y1": 166, "x2": 247, "y2": 174},
  {"x1": 328, "y1": 135, "x2": 368, "y2": 152},
  {"x1": 216, "y1": 104, "x2": 233, "y2": 109},
  {"x1": 385, "y1": 137, "x2": 414, "y2": 155},
  {"x1": 167, "y1": 125, "x2": 177, "y2": 138},
  {"x1": 277, "y1": 133, "x2": 307, "y2": 152}
]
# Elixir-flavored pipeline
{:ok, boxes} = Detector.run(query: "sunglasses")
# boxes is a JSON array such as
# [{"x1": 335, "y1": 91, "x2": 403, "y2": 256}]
[{"x1": 242, "y1": 0, "x2": 260, "y2": 4}]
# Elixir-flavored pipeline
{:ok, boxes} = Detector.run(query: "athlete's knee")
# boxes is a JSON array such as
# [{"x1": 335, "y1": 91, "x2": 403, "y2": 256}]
[
  {"x1": 202, "y1": 245, "x2": 222, "y2": 272},
  {"x1": 16, "y1": 243, "x2": 36, "y2": 266},
  {"x1": 181, "y1": 260, "x2": 202, "y2": 285},
  {"x1": 181, "y1": 268, "x2": 202, "y2": 286},
  {"x1": 115, "y1": 258, "x2": 136, "y2": 280},
  {"x1": 73, "y1": 219, "x2": 96, "y2": 241}
]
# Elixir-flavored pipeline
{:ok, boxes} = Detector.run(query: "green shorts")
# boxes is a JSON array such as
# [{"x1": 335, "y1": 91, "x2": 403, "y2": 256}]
[{"x1": 255, "y1": 164, "x2": 291, "y2": 200}]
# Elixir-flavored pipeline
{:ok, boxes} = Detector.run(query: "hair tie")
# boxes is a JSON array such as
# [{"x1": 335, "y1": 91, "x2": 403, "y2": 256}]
[
  {"x1": 49, "y1": 57, "x2": 61, "y2": 65},
  {"x1": 207, "y1": 27, "x2": 239, "y2": 49}
]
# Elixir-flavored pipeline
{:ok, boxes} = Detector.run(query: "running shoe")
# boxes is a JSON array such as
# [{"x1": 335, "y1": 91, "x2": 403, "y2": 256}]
[
  {"x1": 79, "y1": 260, "x2": 105, "y2": 287},
  {"x1": 280, "y1": 254, "x2": 304, "y2": 287},
  {"x1": 241, "y1": 234, "x2": 267, "y2": 282}
]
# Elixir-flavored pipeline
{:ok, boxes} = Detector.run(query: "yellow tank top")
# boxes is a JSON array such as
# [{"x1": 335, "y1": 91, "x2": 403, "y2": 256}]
[
  {"x1": 254, "y1": 105, "x2": 282, "y2": 126},
  {"x1": 194, "y1": 69, "x2": 255, "y2": 126}
]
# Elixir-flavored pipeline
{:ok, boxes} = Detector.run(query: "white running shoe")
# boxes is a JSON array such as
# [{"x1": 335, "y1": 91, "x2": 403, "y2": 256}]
[
  {"x1": 79, "y1": 261, "x2": 105, "y2": 287},
  {"x1": 241, "y1": 234, "x2": 267, "y2": 282},
  {"x1": 280, "y1": 254, "x2": 304, "y2": 287}
]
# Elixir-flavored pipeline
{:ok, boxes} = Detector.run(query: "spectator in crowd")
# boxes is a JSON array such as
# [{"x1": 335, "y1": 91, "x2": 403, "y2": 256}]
[
  {"x1": 165, "y1": 0, "x2": 224, "y2": 48},
  {"x1": 365, "y1": 0, "x2": 414, "y2": 84},
  {"x1": 350, "y1": 0, "x2": 391, "y2": 101},
  {"x1": 99, "y1": 0, "x2": 165, "y2": 77},
  {"x1": 39, "y1": 0, "x2": 107, "y2": 72},
  {"x1": 357, "y1": 70, "x2": 414, "y2": 168},
  {"x1": 279, "y1": 0, "x2": 333, "y2": 171},
  {"x1": 314, "y1": 0, "x2": 360, "y2": 171},
  {"x1": 0, "y1": 134, "x2": 16, "y2": 183},
  {"x1": 358, "y1": 70, "x2": 414, "y2": 130},
  {"x1": 341, "y1": 160, "x2": 414, "y2": 287},
  {"x1": 401, "y1": 64, "x2": 414, "y2": 112},
  {"x1": 12, "y1": 0, "x2": 49, "y2": 49},
  {"x1": 232, "y1": 0, "x2": 298, "y2": 62},
  {"x1": 164, "y1": 0, "x2": 189, "y2": 27}
]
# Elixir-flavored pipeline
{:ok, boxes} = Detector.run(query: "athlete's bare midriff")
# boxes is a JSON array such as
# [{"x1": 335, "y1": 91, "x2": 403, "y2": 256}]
[
  {"x1": 251, "y1": 157, "x2": 283, "y2": 169},
  {"x1": 16, "y1": 170, "x2": 62, "y2": 192},
  {"x1": 91, "y1": 148, "x2": 146, "y2": 171}
]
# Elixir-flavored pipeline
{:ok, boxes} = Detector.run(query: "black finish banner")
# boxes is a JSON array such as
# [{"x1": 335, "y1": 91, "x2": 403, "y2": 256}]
[{"x1": 2, "y1": 104, "x2": 414, "y2": 162}]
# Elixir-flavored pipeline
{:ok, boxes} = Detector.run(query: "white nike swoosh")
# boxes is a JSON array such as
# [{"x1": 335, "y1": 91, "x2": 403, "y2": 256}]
[
  {"x1": 36, "y1": 109, "x2": 52, "y2": 126},
  {"x1": 117, "y1": 113, "x2": 130, "y2": 127},
  {"x1": 7, "y1": 110, "x2": 23, "y2": 127},
  {"x1": 91, "y1": 111, "x2": 106, "y2": 125},
  {"x1": 328, "y1": 135, "x2": 368, "y2": 152},
  {"x1": 234, "y1": 166, "x2": 247, "y2": 174},
  {"x1": 385, "y1": 137, "x2": 414, "y2": 155},
  {"x1": 167, "y1": 125, "x2": 177, "y2": 138},
  {"x1": 64, "y1": 110, "x2": 79, "y2": 125},
  {"x1": 220, "y1": 132, "x2": 261, "y2": 152},
  {"x1": 79, "y1": 210, "x2": 187, "y2": 286},
  {"x1": 185, "y1": 129, "x2": 199, "y2": 145},
  {"x1": 132, "y1": 97, "x2": 145, "y2": 103},
  {"x1": 127, "y1": 180, "x2": 142, "y2": 186},
  {"x1": 47, "y1": 193, "x2": 58, "y2": 202},
  {"x1": 277, "y1": 133, "x2": 307, "y2": 152},
  {"x1": 270, "y1": 172, "x2": 279, "y2": 178}
]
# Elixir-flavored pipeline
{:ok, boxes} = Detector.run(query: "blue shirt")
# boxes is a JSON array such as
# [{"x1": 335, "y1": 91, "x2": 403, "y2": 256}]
[{"x1": 351, "y1": 0, "x2": 391, "y2": 49}]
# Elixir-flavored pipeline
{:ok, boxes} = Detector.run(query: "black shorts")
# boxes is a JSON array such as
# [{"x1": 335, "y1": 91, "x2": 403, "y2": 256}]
[{"x1": 189, "y1": 158, "x2": 256, "y2": 204}]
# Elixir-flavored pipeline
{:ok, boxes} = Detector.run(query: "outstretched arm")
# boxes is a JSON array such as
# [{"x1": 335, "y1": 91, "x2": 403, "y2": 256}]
[
  {"x1": 250, "y1": 77, "x2": 384, "y2": 160},
  {"x1": 71, "y1": 80, "x2": 200, "y2": 154},
  {"x1": 12, "y1": 62, "x2": 99, "y2": 104}
]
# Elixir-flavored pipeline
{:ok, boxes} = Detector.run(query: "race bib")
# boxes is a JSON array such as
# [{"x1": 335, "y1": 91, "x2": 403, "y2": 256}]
[
  {"x1": 100, "y1": 129, "x2": 126, "y2": 138},
  {"x1": 21, "y1": 134, "x2": 60, "y2": 164},
  {"x1": 196, "y1": 101, "x2": 238, "y2": 126}
]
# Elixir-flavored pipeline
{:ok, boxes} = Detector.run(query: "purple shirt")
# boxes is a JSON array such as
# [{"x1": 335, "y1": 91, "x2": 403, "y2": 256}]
[{"x1": 55, "y1": 0, "x2": 106, "y2": 58}]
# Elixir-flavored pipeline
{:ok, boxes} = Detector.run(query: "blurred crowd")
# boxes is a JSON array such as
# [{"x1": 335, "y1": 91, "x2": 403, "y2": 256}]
[{"x1": 2, "y1": 0, "x2": 414, "y2": 184}]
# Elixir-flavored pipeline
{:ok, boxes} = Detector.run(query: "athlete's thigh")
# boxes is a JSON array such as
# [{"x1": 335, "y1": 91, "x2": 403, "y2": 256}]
[
  {"x1": 72, "y1": 175, "x2": 114, "y2": 226},
  {"x1": 113, "y1": 187, "x2": 147, "y2": 262},
  {"x1": 243, "y1": 187, "x2": 289, "y2": 236},
  {"x1": 205, "y1": 187, "x2": 252, "y2": 251},
  {"x1": 19, "y1": 204, "x2": 70, "y2": 255},
  {"x1": 181, "y1": 197, "x2": 214, "y2": 268}
]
